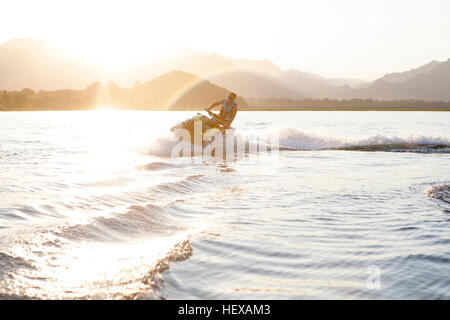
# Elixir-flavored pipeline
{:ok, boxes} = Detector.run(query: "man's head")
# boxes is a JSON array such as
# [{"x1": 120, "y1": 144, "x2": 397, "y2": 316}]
[{"x1": 228, "y1": 92, "x2": 237, "y2": 101}]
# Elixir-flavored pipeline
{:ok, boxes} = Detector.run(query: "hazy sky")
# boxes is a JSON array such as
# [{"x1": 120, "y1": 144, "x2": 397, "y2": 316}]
[{"x1": 1, "y1": 0, "x2": 450, "y2": 80}]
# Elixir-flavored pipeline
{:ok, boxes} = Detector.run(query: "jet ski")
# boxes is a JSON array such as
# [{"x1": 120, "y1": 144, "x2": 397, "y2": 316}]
[{"x1": 170, "y1": 109, "x2": 233, "y2": 146}]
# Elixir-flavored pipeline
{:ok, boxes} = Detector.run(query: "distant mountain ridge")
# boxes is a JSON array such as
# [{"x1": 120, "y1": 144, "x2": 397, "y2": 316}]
[
  {"x1": 341, "y1": 59, "x2": 450, "y2": 100},
  {"x1": 381, "y1": 60, "x2": 441, "y2": 83},
  {"x1": 2, "y1": 70, "x2": 450, "y2": 111},
  {"x1": 0, "y1": 37, "x2": 363, "y2": 98},
  {"x1": 0, "y1": 37, "x2": 449, "y2": 101}
]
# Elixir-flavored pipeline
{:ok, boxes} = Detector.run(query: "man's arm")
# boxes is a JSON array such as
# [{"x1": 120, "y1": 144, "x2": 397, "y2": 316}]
[{"x1": 207, "y1": 100, "x2": 225, "y2": 111}]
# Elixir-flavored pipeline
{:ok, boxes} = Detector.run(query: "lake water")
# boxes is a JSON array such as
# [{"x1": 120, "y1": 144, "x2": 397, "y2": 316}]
[{"x1": 0, "y1": 110, "x2": 449, "y2": 299}]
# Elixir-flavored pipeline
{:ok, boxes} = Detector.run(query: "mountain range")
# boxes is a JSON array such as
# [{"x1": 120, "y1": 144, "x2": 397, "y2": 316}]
[{"x1": 1, "y1": 37, "x2": 449, "y2": 101}]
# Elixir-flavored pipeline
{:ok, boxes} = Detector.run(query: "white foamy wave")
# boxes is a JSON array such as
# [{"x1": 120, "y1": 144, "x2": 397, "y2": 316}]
[
  {"x1": 148, "y1": 134, "x2": 203, "y2": 158},
  {"x1": 148, "y1": 132, "x2": 252, "y2": 157},
  {"x1": 147, "y1": 134, "x2": 181, "y2": 157},
  {"x1": 148, "y1": 128, "x2": 450, "y2": 156},
  {"x1": 425, "y1": 184, "x2": 450, "y2": 203},
  {"x1": 277, "y1": 128, "x2": 343, "y2": 150},
  {"x1": 277, "y1": 128, "x2": 450, "y2": 152}
]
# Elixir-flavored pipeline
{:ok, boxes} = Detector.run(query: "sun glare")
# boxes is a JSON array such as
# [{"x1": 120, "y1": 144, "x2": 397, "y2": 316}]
[
  {"x1": 53, "y1": 36, "x2": 154, "y2": 67},
  {"x1": 95, "y1": 106, "x2": 115, "y2": 112}
]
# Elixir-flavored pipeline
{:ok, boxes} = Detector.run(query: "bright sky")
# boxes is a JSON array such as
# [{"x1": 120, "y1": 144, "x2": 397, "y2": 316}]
[{"x1": 1, "y1": 0, "x2": 450, "y2": 80}]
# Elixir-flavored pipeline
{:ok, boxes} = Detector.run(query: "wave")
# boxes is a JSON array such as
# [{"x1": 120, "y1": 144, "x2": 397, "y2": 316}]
[
  {"x1": 153, "y1": 175, "x2": 206, "y2": 196},
  {"x1": 137, "y1": 161, "x2": 179, "y2": 171},
  {"x1": 126, "y1": 239, "x2": 193, "y2": 300},
  {"x1": 0, "y1": 201, "x2": 196, "y2": 299},
  {"x1": 147, "y1": 132, "x2": 283, "y2": 157},
  {"x1": 425, "y1": 184, "x2": 450, "y2": 203},
  {"x1": 147, "y1": 134, "x2": 203, "y2": 158},
  {"x1": 147, "y1": 134, "x2": 182, "y2": 157},
  {"x1": 0, "y1": 171, "x2": 209, "y2": 299},
  {"x1": 277, "y1": 128, "x2": 450, "y2": 153},
  {"x1": 52, "y1": 174, "x2": 208, "y2": 241},
  {"x1": 0, "y1": 236, "x2": 193, "y2": 299},
  {"x1": 148, "y1": 128, "x2": 450, "y2": 156},
  {"x1": 52, "y1": 204, "x2": 179, "y2": 242}
]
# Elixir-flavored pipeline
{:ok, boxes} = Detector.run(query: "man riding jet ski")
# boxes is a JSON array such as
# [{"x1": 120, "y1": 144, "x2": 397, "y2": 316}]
[{"x1": 170, "y1": 92, "x2": 239, "y2": 145}]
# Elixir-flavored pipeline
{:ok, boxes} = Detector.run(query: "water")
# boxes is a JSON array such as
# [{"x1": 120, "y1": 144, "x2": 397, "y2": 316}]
[{"x1": 0, "y1": 110, "x2": 449, "y2": 299}]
